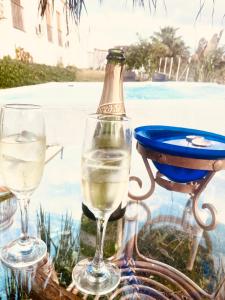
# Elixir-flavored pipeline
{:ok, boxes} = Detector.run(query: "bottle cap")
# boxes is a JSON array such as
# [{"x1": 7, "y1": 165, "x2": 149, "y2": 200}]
[{"x1": 106, "y1": 48, "x2": 125, "y2": 63}]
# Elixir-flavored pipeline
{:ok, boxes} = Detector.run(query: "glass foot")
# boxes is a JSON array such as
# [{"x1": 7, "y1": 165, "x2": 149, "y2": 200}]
[
  {"x1": 72, "y1": 258, "x2": 121, "y2": 295},
  {"x1": 0, "y1": 237, "x2": 47, "y2": 269}
]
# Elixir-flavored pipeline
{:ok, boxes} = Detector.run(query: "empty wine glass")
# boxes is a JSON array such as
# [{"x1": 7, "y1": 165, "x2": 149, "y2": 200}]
[
  {"x1": 72, "y1": 114, "x2": 132, "y2": 295},
  {"x1": 0, "y1": 104, "x2": 47, "y2": 268}
]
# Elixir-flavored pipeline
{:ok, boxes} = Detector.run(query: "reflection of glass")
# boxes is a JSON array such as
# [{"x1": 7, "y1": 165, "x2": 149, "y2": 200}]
[
  {"x1": 73, "y1": 114, "x2": 132, "y2": 295},
  {"x1": 0, "y1": 189, "x2": 17, "y2": 231},
  {"x1": 0, "y1": 104, "x2": 46, "y2": 268}
]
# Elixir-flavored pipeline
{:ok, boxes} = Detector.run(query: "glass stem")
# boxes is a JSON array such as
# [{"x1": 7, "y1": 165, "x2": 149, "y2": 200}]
[
  {"x1": 19, "y1": 198, "x2": 30, "y2": 243},
  {"x1": 92, "y1": 215, "x2": 109, "y2": 271}
]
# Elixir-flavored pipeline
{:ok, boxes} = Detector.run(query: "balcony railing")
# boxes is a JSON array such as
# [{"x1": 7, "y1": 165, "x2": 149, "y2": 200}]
[{"x1": 11, "y1": 0, "x2": 24, "y2": 31}]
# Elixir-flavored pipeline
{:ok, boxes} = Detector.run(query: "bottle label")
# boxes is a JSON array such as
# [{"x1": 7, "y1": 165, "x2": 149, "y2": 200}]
[{"x1": 97, "y1": 103, "x2": 125, "y2": 115}]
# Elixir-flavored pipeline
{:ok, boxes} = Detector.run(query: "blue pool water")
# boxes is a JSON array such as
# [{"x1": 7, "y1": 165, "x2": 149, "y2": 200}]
[
  {"x1": 0, "y1": 81, "x2": 225, "y2": 144},
  {"x1": 125, "y1": 82, "x2": 225, "y2": 101},
  {"x1": 1, "y1": 82, "x2": 225, "y2": 107}
]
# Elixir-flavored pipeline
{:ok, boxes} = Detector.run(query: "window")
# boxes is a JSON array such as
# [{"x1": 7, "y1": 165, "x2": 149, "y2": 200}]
[
  {"x1": 11, "y1": 0, "x2": 24, "y2": 31},
  {"x1": 56, "y1": 11, "x2": 63, "y2": 47},
  {"x1": 46, "y1": 4, "x2": 53, "y2": 42}
]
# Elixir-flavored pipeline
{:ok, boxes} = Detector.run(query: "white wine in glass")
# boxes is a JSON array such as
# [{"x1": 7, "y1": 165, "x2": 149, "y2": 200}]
[
  {"x1": 82, "y1": 149, "x2": 130, "y2": 216},
  {"x1": 0, "y1": 104, "x2": 47, "y2": 269},
  {"x1": 72, "y1": 114, "x2": 132, "y2": 295}
]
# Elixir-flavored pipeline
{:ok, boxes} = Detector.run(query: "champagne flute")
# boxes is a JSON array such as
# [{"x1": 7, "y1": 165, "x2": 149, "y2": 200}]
[
  {"x1": 72, "y1": 114, "x2": 132, "y2": 295},
  {"x1": 0, "y1": 104, "x2": 47, "y2": 268}
]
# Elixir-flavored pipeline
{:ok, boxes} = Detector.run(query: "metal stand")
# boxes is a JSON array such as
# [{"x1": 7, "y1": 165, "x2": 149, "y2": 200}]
[
  {"x1": 115, "y1": 142, "x2": 225, "y2": 300},
  {"x1": 129, "y1": 143, "x2": 223, "y2": 231}
]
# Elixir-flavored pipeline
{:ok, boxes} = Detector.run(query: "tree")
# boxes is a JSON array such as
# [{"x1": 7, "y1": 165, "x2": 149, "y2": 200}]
[
  {"x1": 125, "y1": 27, "x2": 190, "y2": 78},
  {"x1": 193, "y1": 46, "x2": 225, "y2": 82},
  {"x1": 190, "y1": 30, "x2": 225, "y2": 82},
  {"x1": 147, "y1": 40, "x2": 170, "y2": 74},
  {"x1": 125, "y1": 37, "x2": 152, "y2": 74},
  {"x1": 151, "y1": 26, "x2": 190, "y2": 58}
]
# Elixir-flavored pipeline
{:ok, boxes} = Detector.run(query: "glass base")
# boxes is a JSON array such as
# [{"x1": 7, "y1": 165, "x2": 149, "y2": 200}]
[
  {"x1": 72, "y1": 258, "x2": 121, "y2": 295},
  {"x1": 0, "y1": 236, "x2": 47, "y2": 269}
]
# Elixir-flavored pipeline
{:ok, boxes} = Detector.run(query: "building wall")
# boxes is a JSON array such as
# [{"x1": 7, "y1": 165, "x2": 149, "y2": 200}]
[
  {"x1": 0, "y1": 0, "x2": 84, "y2": 67},
  {"x1": 88, "y1": 48, "x2": 107, "y2": 70}
]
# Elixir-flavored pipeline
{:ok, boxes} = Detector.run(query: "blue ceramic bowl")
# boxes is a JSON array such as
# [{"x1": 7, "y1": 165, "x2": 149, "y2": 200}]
[{"x1": 134, "y1": 125, "x2": 225, "y2": 183}]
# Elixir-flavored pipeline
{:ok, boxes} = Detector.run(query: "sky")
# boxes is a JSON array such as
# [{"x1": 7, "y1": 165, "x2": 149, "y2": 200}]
[{"x1": 77, "y1": 0, "x2": 225, "y2": 55}]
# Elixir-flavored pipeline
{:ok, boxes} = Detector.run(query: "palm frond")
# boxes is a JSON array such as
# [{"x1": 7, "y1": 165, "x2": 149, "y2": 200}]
[
  {"x1": 39, "y1": 0, "x2": 86, "y2": 24},
  {"x1": 151, "y1": 0, "x2": 157, "y2": 11},
  {"x1": 212, "y1": 0, "x2": 215, "y2": 25},
  {"x1": 195, "y1": 0, "x2": 206, "y2": 24},
  {"x1": 39, "y1": 0, "x2": 48, "y2": 17},
  {"x1": 162, "y1": 0, "x2": 167, "y2": 16},
  {"x1": 67, "y1": 0, "x2": 87, "y2": 24},
  {"x1": 132, "y1": 0, "x2": 158, "y2": 10},
  {"x1": 222, "y1": 13, "x2": 225, "y2": 24},
  {"x1": 38, "y1": 0, "x2": 221, "y2": 25}
]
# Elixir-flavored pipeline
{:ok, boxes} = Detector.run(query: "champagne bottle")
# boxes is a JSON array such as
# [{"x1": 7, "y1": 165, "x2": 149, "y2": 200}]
[
  {"x1": 97, "y1": 48, "x2": 126, "y2": 116},
  {"x1": 82, "y1": 48, "x2": 130, "y2": 221}
]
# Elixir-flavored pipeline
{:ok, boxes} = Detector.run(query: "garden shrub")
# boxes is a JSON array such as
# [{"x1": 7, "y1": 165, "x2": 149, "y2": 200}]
[{"x1": 0, "y1": 56, "x2": 77, "y2": 88}]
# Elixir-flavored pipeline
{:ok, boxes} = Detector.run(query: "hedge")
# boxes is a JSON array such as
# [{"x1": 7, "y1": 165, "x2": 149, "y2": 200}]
[{"x1": 0, "y1": 56, "x2": 77, "y2": 88}]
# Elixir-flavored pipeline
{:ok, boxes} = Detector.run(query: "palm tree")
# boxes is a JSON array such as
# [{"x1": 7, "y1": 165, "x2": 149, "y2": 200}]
[{"x1": 151, "y1": 26, "x2": 189, "y2": 58}]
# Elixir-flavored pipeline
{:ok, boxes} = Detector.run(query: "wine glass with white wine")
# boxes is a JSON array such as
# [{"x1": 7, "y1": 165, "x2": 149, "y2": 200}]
[
  {"x1": 0, "y1": 104, "x2": 47, "y2": 268},
  {"x1": 72, "y1": 114, "x2": 132, "y2": 295}
]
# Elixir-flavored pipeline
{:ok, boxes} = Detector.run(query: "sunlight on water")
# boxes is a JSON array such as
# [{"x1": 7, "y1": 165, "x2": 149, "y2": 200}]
[{"x1": 125, "y1": 82, "x2": 225, "y2": 101}]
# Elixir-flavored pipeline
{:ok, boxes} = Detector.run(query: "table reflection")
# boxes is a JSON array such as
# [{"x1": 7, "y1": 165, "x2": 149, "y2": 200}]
[{"x1": 0, "y1": 145, "x2": 225, "y2": 299}]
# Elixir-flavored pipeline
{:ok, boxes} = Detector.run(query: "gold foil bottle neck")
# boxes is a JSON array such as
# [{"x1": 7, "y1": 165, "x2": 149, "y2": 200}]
[{"x1": 97, "y1": 49, "x2": 126, "y2": 116}]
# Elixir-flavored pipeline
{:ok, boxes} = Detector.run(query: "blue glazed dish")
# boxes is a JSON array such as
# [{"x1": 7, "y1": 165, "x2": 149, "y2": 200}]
[{"x1": 134, "y1": 125, "x2": 225, "y2": 183}]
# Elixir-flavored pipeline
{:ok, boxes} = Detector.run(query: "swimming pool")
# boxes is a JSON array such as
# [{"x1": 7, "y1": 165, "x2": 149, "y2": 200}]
[
  {"x1": 0, "y1": 81, "x2": 225, "y2": 146},
  {"x1": 0, "y1": 81, "x2": 225, "y2": 107},
  {"x1": 125, "y1": 81, "x2": 225, "y2": 101}
]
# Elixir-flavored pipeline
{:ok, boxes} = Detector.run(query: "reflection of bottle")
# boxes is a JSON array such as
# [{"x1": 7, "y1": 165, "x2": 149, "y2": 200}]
[{"x1": 82, "y1": 48, "x2": 129, "y2": 221}]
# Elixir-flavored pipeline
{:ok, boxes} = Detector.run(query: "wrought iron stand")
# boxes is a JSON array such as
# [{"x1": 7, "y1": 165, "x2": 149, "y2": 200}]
[
  {"x1": 117, "y1": 142, "x2": 225, "y2": 300},
  {"x1": 132, "y1": 142, "x2": 225, "y2": 231}
]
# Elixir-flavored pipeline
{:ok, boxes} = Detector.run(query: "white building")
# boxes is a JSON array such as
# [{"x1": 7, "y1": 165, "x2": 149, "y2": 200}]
[
  {"x1": 88, "y1": 48, "x2": 108, "y2": 70},
  {"x1": 0, "y1": 0, "x2": 86, "y2": 67}
]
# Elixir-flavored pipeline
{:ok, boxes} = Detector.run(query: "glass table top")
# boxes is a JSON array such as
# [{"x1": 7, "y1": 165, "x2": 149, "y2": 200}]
[{"x1": 0, "y1": 144, "x2": 225, "y2": 299}]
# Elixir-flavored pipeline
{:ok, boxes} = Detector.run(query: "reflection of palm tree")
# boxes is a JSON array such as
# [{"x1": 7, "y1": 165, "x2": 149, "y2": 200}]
[
  {"x1": 138, "y1": 223, "x2": 218, "y2": 292},
  {"x1": 137, "y1": 215, "x2": 217, "y2": 294},
  {"x1": 2, "y1": 208, "x2": 80, "y2": 299}
]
